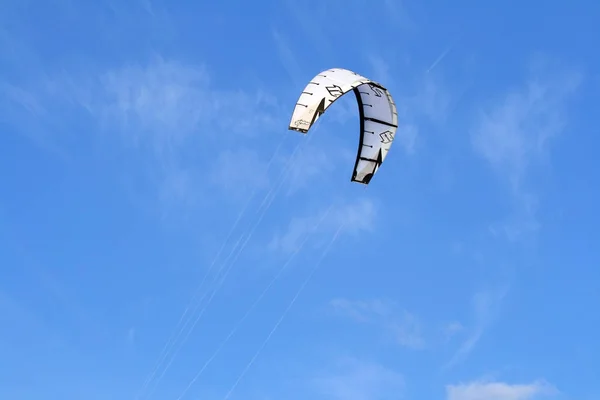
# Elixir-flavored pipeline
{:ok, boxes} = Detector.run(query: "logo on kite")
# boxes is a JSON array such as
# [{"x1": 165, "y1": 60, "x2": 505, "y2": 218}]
[
  {"x1": 369, "y1": 84, "x2": 384, "y2": 97},
  {"x1": 294, "y1": 119, "x2": 310, "y2": 128},
  {"x1": 379, "y1": 130, "x2": 394, "y2": 144},
  {"x1": 325, "y1": 85, "x2": 344, "y2": 98}
]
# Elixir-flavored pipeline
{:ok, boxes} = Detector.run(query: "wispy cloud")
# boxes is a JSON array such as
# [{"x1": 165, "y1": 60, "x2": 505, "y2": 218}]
[
  {"x1": 1, "y1": 58, "x2": 285, "y2": 215},
  {"x1": 329, "y1": 298, "x2": 425, "y2": 350},
  {"x1": 95, "y1": 58, "x2": 282, "y2": 147},
  {"x1": 446, "y1": 380, "x2": 557, "y2": 400},
  {"x1": 471, "y1": 57, "x2": 583, "y2": 239},
  {"x1": 443, "y1": 321, "x2": 465, "y2": 341},
  {"x1": 312, "y1": 357, "x2": 404, "y2": 400},
  {"x1": 96, "y1": 59, "x2": 210, "y2": 149},
  {"x1": 329, "y1": 298, "x2": 396, "y2": 323},
  {"x1": 445, "y1": 286, "x2": 509, "y2": 368},
  {"x1": 268, "y1": 198, "x2": 377, "y2": 254},
  {"x1": 96, "y1": 59, "x2": 285, "y2": 214}
]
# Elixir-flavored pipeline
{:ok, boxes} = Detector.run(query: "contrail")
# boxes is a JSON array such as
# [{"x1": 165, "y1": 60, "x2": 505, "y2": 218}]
[{"x1": 426, "y1": 44, "x2": 453, "y2": 73}]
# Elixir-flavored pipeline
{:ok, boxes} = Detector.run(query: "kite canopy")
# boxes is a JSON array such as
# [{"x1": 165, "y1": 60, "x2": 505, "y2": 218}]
[{"x1": 288, "y1": 68, "x2": 398, "y2": 185}]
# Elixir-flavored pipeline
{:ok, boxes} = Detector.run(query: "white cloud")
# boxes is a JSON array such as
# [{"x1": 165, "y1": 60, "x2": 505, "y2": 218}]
[
  {"x1": 94, "y1": 58, "x2": 282, "y2": 148},
  {"x1": 268, "y1": 198, "x2": 377, "y2": 255},
  {"x1": 329, "y1": 298, "x2": 396, "y2": 322},
  {"x1": 445, "y1": 286, "x2": 508, "y2": 368},
  {"x1": 472, "y1": 63, "x2": 581, "y2": 188},
  {"x1": 329, "y1": 298, "x2": 424, "y2": 350},
  {"x1": 93, "y1": 59, "x2": 283, "y2": 211},
  {"x1": 446, "y1": 380, "x2": 557, "y2": 400},
  {"x1": 471, "y1": 57, "x2": 583, "y2": 239},
  {"x1": 1, "y1": 58, "x2": 284, "y2": 214},
  {"x1": 444, "y1": 321, "x2": 465, "y2": 340},
  {"x1": 331, "y1": 198, "x2": 377, "y2": 236},
  {"x1": 388, "y1": 311, "x2": 424, "y2": 349},
  {"x1": 268, "y1": 209, "x2": 328, "y2": 255},
  {"x1": 313, "y1": 358, "x2": 404, "y2": 400},
  {"x1": 5, "y1": 57, "x2": 282, "y2": 154},
  {"x1": 96, "y1": 59, "x2": 211, "y2": 148}
]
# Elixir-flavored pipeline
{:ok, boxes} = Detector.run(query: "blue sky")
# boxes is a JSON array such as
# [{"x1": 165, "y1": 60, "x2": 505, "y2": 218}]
[{"x1": 1, "y1": 0, "x2": 599, "y2": 399}]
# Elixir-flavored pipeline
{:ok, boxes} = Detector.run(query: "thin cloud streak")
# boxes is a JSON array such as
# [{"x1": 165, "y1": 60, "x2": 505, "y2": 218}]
[
  {"x1": 268, "y1": 198, "x2": 377, "y2": 255},
  {"x1": 445, "y1": 286, "x2": 509, "y2": 369},
  {"x1": 329, "y1": 298, "x2": 425, "y2": 350},
  {"x1": 446, "y1": 380, "x2": 557, "y2": 400},
  {"x1": 471, "y1": 58, "x2": 583, "y2": 239}
]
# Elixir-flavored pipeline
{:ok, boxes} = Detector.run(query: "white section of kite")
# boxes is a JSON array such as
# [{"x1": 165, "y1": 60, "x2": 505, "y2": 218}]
[{"x1": 288, "y1": 68, "x2": 398, "y2": 185}]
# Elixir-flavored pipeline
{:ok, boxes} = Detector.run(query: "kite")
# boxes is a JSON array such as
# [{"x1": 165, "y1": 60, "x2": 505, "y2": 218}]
[{"x1": 288, "y1": 68, "x2": 398, "y2": 185}]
